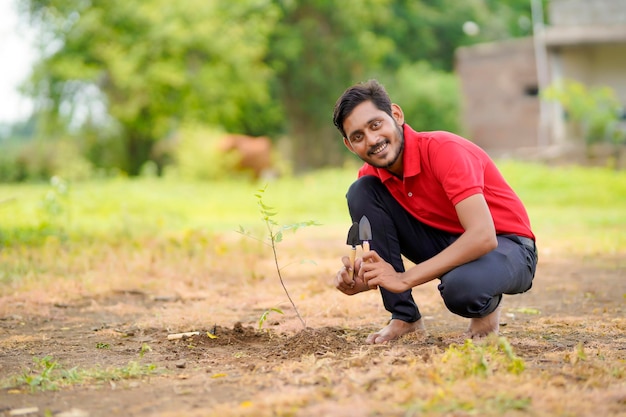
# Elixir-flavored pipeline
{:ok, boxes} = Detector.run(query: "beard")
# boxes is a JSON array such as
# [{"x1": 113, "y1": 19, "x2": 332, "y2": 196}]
[{"x1": 368, "y1": 123, "x2": 404, "y2": 169}]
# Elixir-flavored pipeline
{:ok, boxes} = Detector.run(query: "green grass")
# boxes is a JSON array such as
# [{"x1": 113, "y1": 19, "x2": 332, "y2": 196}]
[
  {"x1": 0, "y1": 168, "x2": 353, "y2": 242},
  {"x1": 496, "y1": 160, "x2": 626, "y2": 254},
  {"x1": 1, "y1": 162, "x2": 625, "y2": 253},
  {"x1": 2, "y1": 355, "x2": 161, "y2": 392}
]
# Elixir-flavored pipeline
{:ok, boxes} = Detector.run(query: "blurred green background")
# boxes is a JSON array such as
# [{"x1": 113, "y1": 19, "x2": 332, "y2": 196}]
[
  {"x1": 1, "y1": 162, "x2": 625, "y2": 256},
  {"x1": 2, "y1": 0, "x2": 539, "y2": 180}
]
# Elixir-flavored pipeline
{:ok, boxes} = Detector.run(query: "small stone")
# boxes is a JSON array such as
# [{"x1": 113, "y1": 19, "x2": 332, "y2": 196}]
[{"x1": 175, "y1": 359, "x2": 187, "y2": 369}]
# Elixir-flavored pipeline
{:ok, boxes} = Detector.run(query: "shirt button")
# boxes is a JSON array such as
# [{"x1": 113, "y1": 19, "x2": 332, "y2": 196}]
[{"x1": 408, "y1": 192, "x2": 413, "y2": 197}]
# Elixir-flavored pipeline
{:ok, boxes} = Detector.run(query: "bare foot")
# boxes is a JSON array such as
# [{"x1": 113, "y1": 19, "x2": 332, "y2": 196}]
[
  {"x1": 466, "y1": 305, "x2": 501, "y2": 339},
  {"x1": 366, "y1": 318, "x2": 426, "y2": 344}
]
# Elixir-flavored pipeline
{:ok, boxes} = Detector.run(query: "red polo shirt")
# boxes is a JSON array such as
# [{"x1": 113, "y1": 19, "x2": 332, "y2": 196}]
[{"x1": 357, "y1": 124, "x2": 535, "y2": 239}]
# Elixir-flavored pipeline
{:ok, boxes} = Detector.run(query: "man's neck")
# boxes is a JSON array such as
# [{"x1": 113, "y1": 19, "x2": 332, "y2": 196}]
[
  {"x1": 386, "y1": 154, "x2": 404, "y2": 178},
  {"x1": 388, "y1": 169, "x2": 403, "y2": 180}
]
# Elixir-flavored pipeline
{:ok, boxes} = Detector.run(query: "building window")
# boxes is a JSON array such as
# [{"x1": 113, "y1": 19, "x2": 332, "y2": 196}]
[{"x1": 524, "y1": 85, "x2": 539, "y2": 96}]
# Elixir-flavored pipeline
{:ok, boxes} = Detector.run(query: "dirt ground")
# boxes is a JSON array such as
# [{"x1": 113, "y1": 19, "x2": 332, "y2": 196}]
[{"x1": 0, "y1": 228, "x2": 625, "y2": 417}]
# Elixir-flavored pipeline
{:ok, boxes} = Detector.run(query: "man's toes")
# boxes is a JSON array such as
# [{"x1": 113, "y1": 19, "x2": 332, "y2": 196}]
[{"x1": 366, "y1": 331, "x2": 391, "y2": 344}]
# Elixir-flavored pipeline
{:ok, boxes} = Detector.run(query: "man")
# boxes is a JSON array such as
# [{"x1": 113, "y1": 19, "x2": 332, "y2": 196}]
[{"x1": 333, "y1": 80, "x2": 538, "y2": 344}]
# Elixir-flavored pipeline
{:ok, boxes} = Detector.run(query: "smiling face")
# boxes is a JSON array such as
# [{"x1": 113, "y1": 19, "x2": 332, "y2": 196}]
[{"x1": 342, "y1": 100, "x2": 405, "y2": 176}]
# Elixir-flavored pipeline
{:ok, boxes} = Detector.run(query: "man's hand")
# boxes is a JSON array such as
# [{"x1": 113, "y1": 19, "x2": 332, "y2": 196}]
[
  {"x1": 361, "y1": 250, "x2": 410, "y2": 293},
  {"x1": 335, "y1": 256, "x2": 370, "y2": 295}
]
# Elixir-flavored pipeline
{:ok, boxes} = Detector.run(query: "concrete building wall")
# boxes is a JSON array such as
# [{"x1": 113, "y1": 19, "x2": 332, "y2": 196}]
[
  {"x1": 556, "y1": 43, "x2": 626, "y2": 101},
  {"x1": 455, "y1": 38, "x2": 540, "y2": 153},
  {"x1": 455, "y1": 0, "x2": 626, "y2": 159},
  {"x1": 549, "y1": 0, "x2": 626, "y2": 26}
]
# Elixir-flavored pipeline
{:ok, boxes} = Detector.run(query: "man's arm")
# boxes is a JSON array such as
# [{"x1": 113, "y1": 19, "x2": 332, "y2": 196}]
[{"x1": 362, "y1": 193, "x2": 497, "y2": 292}]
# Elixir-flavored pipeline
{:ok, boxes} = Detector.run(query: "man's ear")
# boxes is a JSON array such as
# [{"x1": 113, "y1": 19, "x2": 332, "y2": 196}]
[
  {"x1": 391, "y1": 103, "x2": 404, "y2": 125},
  {"x1": 343, "y1": 137, "x2": 356, "y2": 153}
]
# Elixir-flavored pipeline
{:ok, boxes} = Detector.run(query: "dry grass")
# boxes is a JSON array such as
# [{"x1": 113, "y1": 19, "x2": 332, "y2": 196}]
[{"x1": 0, "y1": 223, "x2": 625, "y2": 417}]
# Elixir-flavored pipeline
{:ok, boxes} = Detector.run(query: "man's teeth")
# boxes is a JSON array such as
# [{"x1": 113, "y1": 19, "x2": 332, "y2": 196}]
[{"x1": 372, "y1": 142, "x2": 387, "y2": 154}]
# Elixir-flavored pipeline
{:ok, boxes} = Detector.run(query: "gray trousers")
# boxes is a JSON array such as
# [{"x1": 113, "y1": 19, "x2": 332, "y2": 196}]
[{"x1": 346, "y1": 176, "x2": 538, "y2": 322}]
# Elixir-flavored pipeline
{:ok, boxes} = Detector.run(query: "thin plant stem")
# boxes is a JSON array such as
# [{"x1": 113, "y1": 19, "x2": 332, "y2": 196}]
[{"x1": 267, "y1": 222, "x2": 306, "y2": 328}]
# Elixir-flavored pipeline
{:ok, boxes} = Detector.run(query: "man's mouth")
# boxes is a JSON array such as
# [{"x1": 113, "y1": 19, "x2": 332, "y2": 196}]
[{"x1": 369, "y1": 140, "x2": 389, "y2": 156}]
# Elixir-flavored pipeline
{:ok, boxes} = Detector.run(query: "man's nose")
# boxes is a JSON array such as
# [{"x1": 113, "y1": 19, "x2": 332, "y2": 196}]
[{"x1": 364, "y1": 130, "x2": 378, "y2": 145}]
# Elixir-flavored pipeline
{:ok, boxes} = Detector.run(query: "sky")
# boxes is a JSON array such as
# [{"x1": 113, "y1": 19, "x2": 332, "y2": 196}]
[{"x1": 0, "y1": 0, "x2": 36, "y2": 124}]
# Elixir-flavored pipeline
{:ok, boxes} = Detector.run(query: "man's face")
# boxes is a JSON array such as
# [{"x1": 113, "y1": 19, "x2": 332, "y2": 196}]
[{"x1": 342, "y1": 101, "x2": 405, "y2": 173}]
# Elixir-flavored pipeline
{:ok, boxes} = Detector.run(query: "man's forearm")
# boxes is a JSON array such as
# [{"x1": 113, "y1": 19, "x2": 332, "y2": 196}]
[{"x1": 403, "y1": 230, "x2": 496, "y2": 288}]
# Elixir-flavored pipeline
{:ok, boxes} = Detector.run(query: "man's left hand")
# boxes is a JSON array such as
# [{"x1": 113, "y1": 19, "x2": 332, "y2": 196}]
[{"x1": 361, "y1": 250, "x2": 410, "y2": 293}]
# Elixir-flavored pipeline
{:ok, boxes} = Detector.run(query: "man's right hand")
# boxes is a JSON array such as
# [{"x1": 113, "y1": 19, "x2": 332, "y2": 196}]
[{"x1": 335, "y1": 256, "x2": 370, "y2": 295}]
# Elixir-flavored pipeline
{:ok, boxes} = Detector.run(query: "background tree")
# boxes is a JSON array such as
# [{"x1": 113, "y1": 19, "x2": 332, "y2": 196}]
[
  {"x1": 267, "y1": 0, "x2": 396, "y2": 172},
  {"x1": 543, "y1": 80, "x2": 626, "y2": 167},
  {"x1": 375, "y1": 0, "x2": 535, "y2": 71},
  {"x1": 19, "y1": 0, "x2": 281, "y2": 175}
]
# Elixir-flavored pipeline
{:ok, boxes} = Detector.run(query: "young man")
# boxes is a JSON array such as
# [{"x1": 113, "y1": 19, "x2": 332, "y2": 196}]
[{"x1": 333, "y1": 80, "x2": 538, "y2": 344}]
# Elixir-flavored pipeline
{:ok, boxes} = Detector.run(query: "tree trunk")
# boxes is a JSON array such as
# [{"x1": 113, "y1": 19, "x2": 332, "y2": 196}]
[
  {"x1": 124, "y1": 132, "x2": 154, "y2": 176},
  {"x1": 289, "y1": 122, "x2": 344, "y2": 173},
  {"x1": 283, "y1": 95, "x2": 346, "y2": 173}
]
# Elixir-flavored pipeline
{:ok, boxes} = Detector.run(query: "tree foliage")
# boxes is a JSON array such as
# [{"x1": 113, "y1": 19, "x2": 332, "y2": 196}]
[
  {"x1": 15, "y1": 0, "x2": 538, "y2": 177},
  {"x1": 379, "y1": 61, "x2": 461, "y2": 134},
  {"x1": 268, "y1": 0, "x2": 397, "y2": 171},
  {"x1": 543, "y1": 79, "x2": 625, "y2": 165},
  {"x1": 20, "y1": 0, "x2": 281, "y2": 175},
  {"x1": 377, "y1": 0, "x2": 535, "y2": 71}
]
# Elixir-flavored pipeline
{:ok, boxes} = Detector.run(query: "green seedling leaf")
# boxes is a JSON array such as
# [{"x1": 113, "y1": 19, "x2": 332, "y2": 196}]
[
  {"x1": 576, "y1": 342, "x2": 587, "y2": 361},
  {"x1": 139, "y1": 343, "x2": 152, "y2": 358},
  {"x1": 258, "y1": 307, "x2": 284, "y2": 330},
  {"x1": 259, "y1": 201, "x2": 275, "y2": 211},
  {"x1": 282, "y1": 220, "x2": 321, "y2": 233}
]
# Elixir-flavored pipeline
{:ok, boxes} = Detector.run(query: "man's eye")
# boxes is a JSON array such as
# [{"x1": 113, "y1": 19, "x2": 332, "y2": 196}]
[
  {"x1": 372, "y1": 120, "x2": 381, "y2": 129},
  {"x1": 351, "y1": 134, "x2": 363, "y2": 143}
]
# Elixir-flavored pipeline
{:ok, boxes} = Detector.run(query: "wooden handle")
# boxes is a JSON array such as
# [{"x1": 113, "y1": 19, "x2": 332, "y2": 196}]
[
  {"x1": 361, "y1": 241, "x2": 376, "y2": 289},
  {"x1": 349, "y1": 248, "x2": 356, "y2": 279}
]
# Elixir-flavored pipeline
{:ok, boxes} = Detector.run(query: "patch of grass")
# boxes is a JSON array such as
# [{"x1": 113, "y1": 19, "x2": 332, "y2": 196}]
[
  {"x1": 2, "y1": 355, "x2": 161, "y2": 392},
  {"x1": 497, "y1": 160, "x2": 626, "y2": 254},
  {"x1": 437, "y1": 336, "x2": 526, "y2": 379},
  {"x1": 0, "y1": 168, "x2": 354, "y2": 246},
  {"x1": 0, "y1": 163, "x2": 624, "y2": 250},
  {"x1": 88, "y1": 361, "x2": 159, "y2": 382},
  {"x1": 408, "y1": 389, "x2": 532, "y2": 415},
  {"x1": 11, "y1": 356, "x2": 64, "y2": 392}
]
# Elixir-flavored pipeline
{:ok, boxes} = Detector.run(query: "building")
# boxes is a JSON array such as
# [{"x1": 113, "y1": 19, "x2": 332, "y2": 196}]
[
  {"x1": 455, "y1": 0, "x2": 626, "y2": 163},
  {"x1": 455, "y1": 37, "x2": 540, "y2": 154}
]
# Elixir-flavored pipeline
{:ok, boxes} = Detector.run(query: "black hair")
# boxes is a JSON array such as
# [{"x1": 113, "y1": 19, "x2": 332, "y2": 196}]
[{"x1": 332, "y1": 79, "x2": 393, "y2": 138}]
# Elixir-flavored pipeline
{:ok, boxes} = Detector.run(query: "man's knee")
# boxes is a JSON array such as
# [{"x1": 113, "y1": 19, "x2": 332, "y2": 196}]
[{"x1": 438, "y1": 276, "x2": 500, "y2": 318}]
